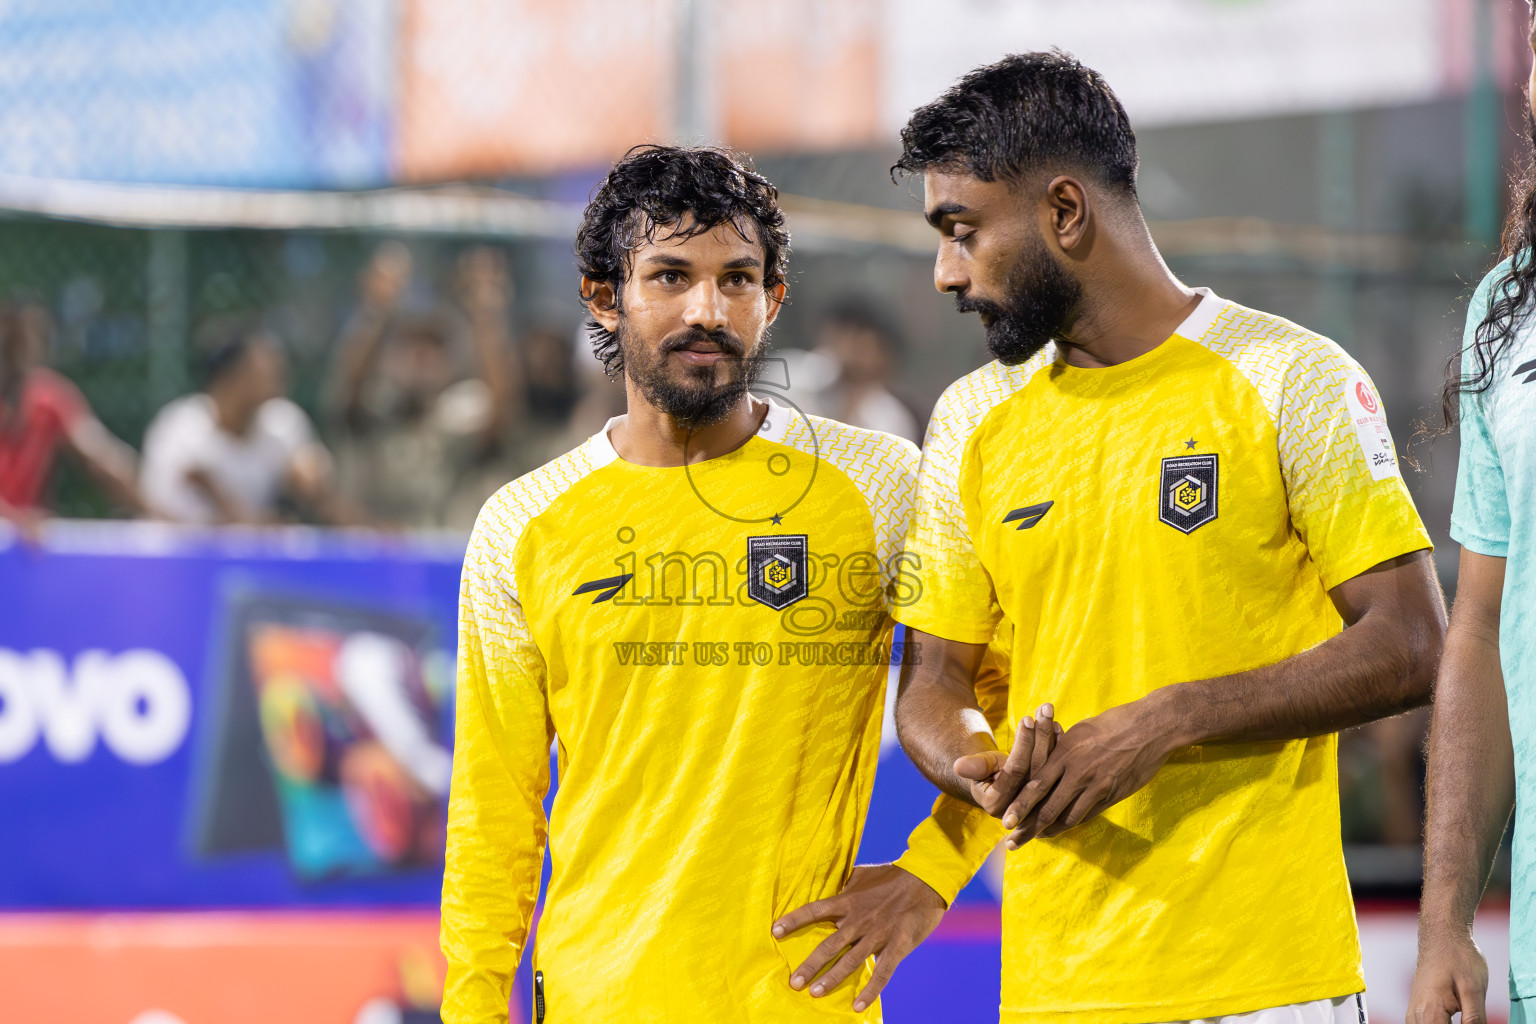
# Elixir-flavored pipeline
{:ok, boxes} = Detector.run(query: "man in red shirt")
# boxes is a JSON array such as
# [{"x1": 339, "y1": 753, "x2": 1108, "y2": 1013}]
[{"x1": 0, "y1": 302, "x2": 143, "y2": 528}]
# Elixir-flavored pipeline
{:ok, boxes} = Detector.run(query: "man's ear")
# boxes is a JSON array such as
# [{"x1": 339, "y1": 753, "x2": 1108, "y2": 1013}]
[
  {"x1": 581, "y1": 276, "x2": 621, "y2": 334},
  {"x1": 764, "y1": 281, "x2": 789, "y2": 328},
  {"x1": 1043, "y1": 175, "x2": 1091, "y2": 254}
]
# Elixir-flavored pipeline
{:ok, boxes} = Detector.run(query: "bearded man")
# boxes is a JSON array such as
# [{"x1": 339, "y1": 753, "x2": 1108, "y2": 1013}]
[
  {"x1": 890, "y1": 52, "x2": 1448, "y2": 1024},
  {"x1": 439, "y1": 145, "x2": 1001, "y2": 1024}
]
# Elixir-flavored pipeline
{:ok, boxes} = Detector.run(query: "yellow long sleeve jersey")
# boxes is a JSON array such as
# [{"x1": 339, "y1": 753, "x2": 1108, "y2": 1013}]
[{"x1": 441, "y1": 399, "x2": 1001, "y2": 1024}]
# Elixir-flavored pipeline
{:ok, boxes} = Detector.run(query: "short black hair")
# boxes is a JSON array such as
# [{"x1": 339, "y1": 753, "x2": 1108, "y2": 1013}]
[
  {"x1": 195, "y1": 315, "x2": 275, "y2": 387},
  {"x1": 820, "y1": 295, "x2": 903, "y2": 355},
  {"x1": 893, "y1": 50, "x2": 1138, "y2": 198},
  {"x1": 575, "y1": 144, "x2": 790, "y2": 376}
]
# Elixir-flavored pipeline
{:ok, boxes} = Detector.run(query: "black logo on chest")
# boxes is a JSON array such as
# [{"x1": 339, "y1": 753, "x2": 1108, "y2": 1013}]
[
  {"x1": 1158, "y1": 454, "x2": 1218, "y2": 534},
  {"x1": 572, "y1": 573, "x2": 634, "y2": 604},
  {"x1": 746, "y1": 534, "x2": 808, "y2": 609},
  {"x1": 1002, "y1": 500, "x2": 1054, "y2": 530}
]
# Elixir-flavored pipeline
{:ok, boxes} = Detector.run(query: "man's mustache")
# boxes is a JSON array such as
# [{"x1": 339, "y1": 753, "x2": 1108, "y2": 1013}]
[
  {"x1": 954, "y1": 292, "x2": 1001, "y2": 314},
  {"x1": 660, "y1": 326, "x2": 747, "y2": 358},
  {"x1": 954, "y1": 292, "x2": 1004, "y2": 324}
]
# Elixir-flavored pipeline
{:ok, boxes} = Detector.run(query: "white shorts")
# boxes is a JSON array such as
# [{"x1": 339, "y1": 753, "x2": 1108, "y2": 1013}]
[{"x1": 1153, "y1": 993, "x2": 1367, "y2": 1024}]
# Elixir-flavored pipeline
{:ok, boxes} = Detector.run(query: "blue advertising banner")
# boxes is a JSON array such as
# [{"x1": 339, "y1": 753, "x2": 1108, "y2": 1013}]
[
  {"x1": 0, "y1": 521, "x2": 1003, "y2": 908},
  {"x1": 0, "y1": 521, "x2": 1002, "y2": 1021},
  {"x1": 0, "y1": 522, "x2": 462, "y2": 907}
]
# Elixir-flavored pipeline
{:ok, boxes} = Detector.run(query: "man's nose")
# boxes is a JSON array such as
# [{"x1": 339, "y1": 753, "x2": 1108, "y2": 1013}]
[
  {"x1": 683, "y1": 280, "x2": 729, "y2": 332},
  {"x1": 934, "y1": 250, "x2": 969, "y2": 295}
]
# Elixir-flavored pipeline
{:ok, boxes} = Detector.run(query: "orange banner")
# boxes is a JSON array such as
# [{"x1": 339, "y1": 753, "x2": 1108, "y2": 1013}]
[
  {"x1": 397, "y1": 0, "x2": 676, "y2": 180},
  {"x1": 714, "y1": 0, "x2": 881, "y2": 153},
  {"x1": 0, "y1": 912, "x2": 486, "y2": 1024},
  {"x1": 394, "y1": 0, "x2": 883, "y2": 181}
]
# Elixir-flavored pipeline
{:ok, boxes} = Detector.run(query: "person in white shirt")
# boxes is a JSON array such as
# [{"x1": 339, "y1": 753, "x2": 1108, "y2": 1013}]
[
  {"x1": 141, "y1": 323, "x2": 356, "y2": 526},
  {"x1": 781, "y1": 297, "x2": 921, "y2": 443}
]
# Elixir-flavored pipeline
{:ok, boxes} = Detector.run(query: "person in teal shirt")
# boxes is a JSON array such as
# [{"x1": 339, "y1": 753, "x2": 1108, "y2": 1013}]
[{"x1": 1412, "y1": 9, "x2": 1536, "y2": 1012}]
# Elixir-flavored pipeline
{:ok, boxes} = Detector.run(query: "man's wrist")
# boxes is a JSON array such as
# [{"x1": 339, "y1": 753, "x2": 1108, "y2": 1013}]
[
  {"x1": 1137, "y1": 686, "x2": 1201, "y2": 753},
  {"x1": 939, "y1": 765, "x2": 983, "y2": 807},
  {"x1": 886, "y1": 858, "x2": 953, "y2": 908},
  {"x1": 1416, "y1": 919, "x2": 1478, "y2": 957},
  {"x1": 1416, "y1": 891, "x2": 1479, "y2": 943}
]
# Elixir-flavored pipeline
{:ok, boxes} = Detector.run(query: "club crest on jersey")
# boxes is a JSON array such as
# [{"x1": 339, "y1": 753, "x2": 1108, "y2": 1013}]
[
  {"x1": 747, "y1": 534, "x2": 808, "y2": 610},
  {"x1": 1158, "y1": 454, "x2": 1218, "y2": 534}
]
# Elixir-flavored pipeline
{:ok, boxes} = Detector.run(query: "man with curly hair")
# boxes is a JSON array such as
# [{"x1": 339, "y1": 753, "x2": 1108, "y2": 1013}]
[{"x1": 439, "y1": 145, "x2": 1005, "y2": 1023}]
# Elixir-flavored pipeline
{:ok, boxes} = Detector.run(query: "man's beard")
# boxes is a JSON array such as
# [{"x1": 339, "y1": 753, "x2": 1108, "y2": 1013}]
[
  {"x1": 620, "y1": 318, "x2": 765, "y2": 430},
  {"x1": 956, "y1": 232, "x2": 1082, "y2": 365}
]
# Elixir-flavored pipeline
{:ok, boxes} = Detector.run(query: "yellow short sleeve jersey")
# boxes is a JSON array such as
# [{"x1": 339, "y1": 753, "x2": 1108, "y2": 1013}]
[
  {"x1": 441, "y1": 399, "x2": 999, "y2": 1024},
  {"x1": 896, "y1": 290, "x2": 1432, "y2": 1024}
]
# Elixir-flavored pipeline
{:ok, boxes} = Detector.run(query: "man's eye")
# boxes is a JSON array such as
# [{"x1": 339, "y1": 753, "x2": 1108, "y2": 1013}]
[
  {"x1": 659, "y1": 271, "x2": 682, "y2": 285},
  {"x1": 726, "y1": 273, "x2": 750, "y2": 287},
  {"x1": 952, "y1": 230, "x2": 975, "y2": 245}
]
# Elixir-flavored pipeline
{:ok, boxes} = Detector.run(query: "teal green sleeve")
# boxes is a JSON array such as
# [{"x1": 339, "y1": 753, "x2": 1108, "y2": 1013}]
[{"x1": 1451, "y1": 270, "x2": 1512, "y2": 557}]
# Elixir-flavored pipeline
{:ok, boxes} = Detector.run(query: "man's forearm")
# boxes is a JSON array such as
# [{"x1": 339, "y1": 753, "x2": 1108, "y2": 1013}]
[
  {"x1": 331, "y1": 309, "x2": 389, "y2": 417},
  {"x1": 895, "y1": 676, "x2": 993, "y2": 801},
  {"x1": 1419, "y1": 619, "x2": 1514, "y2": 937},
  {"x1": 1142, "y1": 561, "x2": 1443, "y2": 749},
  {"x1": 466, "y1": 308, "x2": 519, "y2": 435},
  {"x1": 1144, "y1": 615, "x2": 1430, "y2": 748},
  {"x1": 70, "y1": 419, "x2": 144, "y2": 513},
  {"x1": 893, "y1": 792, "x2": 1006, "y2": 905},
  {"x1": 894, "y1": 630, "x2": 995, "y2": 802}
]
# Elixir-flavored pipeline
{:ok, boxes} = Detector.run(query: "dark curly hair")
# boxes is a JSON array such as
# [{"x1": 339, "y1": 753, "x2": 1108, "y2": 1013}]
[
  {"x1": 892, "y1": 50, "x2": 1138, "y2": 198},
  {"x1": 575, "y1": 144, "x2": 790, "y2": 377},
  {"x1": 1443, "y1": 102, "x2": 1536, "y2": 428}
]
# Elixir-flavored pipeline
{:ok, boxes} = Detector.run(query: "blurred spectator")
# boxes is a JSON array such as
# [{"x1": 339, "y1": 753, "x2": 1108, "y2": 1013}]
[
  {"x1": 564, "y1": 322, "x2": 628, "y2": 440},
  {"x1": 784, "y1": 297, "x2": 920, "y2": 443},
  {"x1": 328, "y1": 242, "x2": 518, "y2": 529},
  {"x1": 0, "y1": 300, "x2": 144, "y2": 528},
  {"x1": 512, "y1": 323, "x2": 592, "y2": 468},
  {"x1": 140, "y1": 319, "x2": 355, "y2": 525},
  {"x1": 524, "y1": 324, "x2": 581, "y2": 427}
]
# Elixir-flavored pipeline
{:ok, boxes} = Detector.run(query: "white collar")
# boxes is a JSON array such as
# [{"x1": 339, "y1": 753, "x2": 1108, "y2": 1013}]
[{"x1": 1172, "y1": 286, "x2": 1226, "y2": 343}]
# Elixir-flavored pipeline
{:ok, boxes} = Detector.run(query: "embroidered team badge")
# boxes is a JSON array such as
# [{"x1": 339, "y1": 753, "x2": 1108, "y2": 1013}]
[
  {"x1": 1158, "y1": 454, "x2": 1218, "y2": 534},
  {"x1": 747, "y1": 534, "x2": 808, "y2": 610}
]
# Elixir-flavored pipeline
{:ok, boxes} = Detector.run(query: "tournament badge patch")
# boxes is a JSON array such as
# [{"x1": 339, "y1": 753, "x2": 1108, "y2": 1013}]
[
  {"x1": 747, "y1": 534, "x2": 809, "y2": 610},
  {"x1": 1158, "y1": 454, "x2": 1218, "y2": 534}
]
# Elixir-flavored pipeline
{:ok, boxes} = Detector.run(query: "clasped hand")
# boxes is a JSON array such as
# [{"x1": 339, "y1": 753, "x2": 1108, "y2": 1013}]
[{"x1": 955, "y1": 701, "x2": 1177, "y2": 848}]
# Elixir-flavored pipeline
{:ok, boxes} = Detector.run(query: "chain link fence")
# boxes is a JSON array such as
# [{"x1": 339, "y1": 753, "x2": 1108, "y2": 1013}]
[{"x1": 0, "y1": 211, "x2": 594, "y2": 519}]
